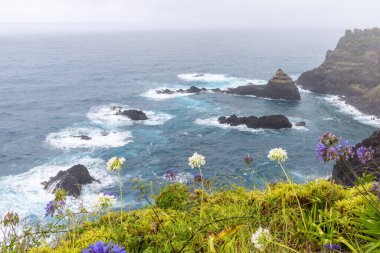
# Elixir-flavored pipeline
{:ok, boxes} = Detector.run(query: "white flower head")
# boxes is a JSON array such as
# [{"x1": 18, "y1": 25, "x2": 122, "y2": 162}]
[
  {"x1": 251, "y1": 227, "x2": 271, "y2": 251},
  {"x1": 267, "y1": 148, "x2": 288, "y2": 163},
  {"x1": 106, "y1": 156, "x2": 126, "y2": 172},
  {"x1": 188, "y1": 152, "x2": 206, "y2": 169},
  {"x1": 92, "y1": 192, "x2": 117, "y2": 211}
]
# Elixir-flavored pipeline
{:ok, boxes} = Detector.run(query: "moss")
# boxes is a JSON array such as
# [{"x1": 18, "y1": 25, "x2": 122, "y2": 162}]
[{"x1": 29, "y1": 179, "x2": 380, "y2": 252}]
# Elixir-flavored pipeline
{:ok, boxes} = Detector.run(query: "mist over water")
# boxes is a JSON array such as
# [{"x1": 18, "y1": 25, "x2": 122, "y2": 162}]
[{"x1": 0, "y1": 30, "x2": 377, "y2": 217}]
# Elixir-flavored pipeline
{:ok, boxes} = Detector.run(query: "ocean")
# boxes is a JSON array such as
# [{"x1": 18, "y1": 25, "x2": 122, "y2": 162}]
[{"x1": 0, "y1": 29, "x2": 379, "y2": 218}]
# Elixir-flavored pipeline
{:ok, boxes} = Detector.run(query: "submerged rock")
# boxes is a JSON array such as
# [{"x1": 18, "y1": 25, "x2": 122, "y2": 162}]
[
  {"x1": 113, "y1": 108, "x2": 149, "y2": 120},
  {"x1": 218, "y1": 114, "x2": 292, "y2": 129},
  {"x1": 73, "y1": 135, "x2": 92, "y2": 140},
  {"x1": 42, "y1": 164, "x2": 99, "y2": 197},
  {"x1": 294, "y1": 122, "x2": 306, "y2": 127},
  {"x1": 333, "y1": 129, "x2": 380, "y2": 186}
]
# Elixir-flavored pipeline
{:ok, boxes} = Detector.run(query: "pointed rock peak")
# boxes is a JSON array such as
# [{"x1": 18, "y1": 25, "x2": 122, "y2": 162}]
[{"x1": 269, "y1": 69, "x2": 294, "y2": 85}]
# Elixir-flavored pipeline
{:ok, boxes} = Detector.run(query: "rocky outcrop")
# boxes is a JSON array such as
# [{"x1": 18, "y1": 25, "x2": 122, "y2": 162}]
[
  {"x1": 111, "y1": 107, "x2": 148, "y2": 120},
  {"x1": 227, "y1": 69, "x2": 301, "y2": 100},
  {"x1": 332, "y1": 129, "x2": 380, "y2": 186},
  {"x1": 73, "y1": 135, "x2": 92, "y2": 140},
  {"x1": 297, "y1": 28, "x2": 380, "y2": 116},
  {"x1": 42, "y1": 164, "x2": 99, "y2": 197},
  {"x1": 218, "y1": 114, "x2": 292, "y2": 129},
  {"x1": 156, "y1": 86, "x2": 207, "y2": 94},
  {"x1": 156, "y1": 69, "x2": 300, "y2": 101}
]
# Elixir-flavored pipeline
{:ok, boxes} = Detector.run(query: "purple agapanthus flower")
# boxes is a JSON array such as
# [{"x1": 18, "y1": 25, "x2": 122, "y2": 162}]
[
  {"x1": 324, "y1": 243, "x2": 341, "y2": 251},
  {"x1": 44, "y1": 200, "x2": 65, "y2": 217},
  {"x1": 316, "y1": 132, "x2": 354, "y2": 163},
  {"x1": 164, "y1": 169, "x2": 178, "y2": 180},
  {"x1": 82, "y1": 241, "x2": 126, "y2": 253},
  {"x1": 356, "y1": 146, "x2": 374, "y2": 164},
  {"x1": 102, "y1": 191, "x2": 115, "y2": 197}
]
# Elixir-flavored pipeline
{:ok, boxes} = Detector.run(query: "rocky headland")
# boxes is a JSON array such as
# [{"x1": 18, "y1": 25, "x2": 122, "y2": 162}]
[
  {"x1": 218, "y1": 114, "x2": 293, "y2": 129},
  {"x1": 156, "y1": 69, "x2": 301, "y2": 101},
  {"x1": 297, "y1": 28, "x2": 380, "y2": 117}
]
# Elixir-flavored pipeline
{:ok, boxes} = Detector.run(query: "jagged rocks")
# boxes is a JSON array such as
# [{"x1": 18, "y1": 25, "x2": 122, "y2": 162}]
[
  {"x1": 42, "y1": 164, "x2": 99, "y2": 197},
  {"x1": 218, "y1": 114, "x2": 292, "y2": 129}
]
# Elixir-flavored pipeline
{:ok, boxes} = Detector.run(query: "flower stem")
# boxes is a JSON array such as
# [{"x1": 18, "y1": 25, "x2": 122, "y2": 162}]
[
  {"x1": 278, "y1": 162, "x2": 307, "y2": 230},
  {"x1": 198, "y1": 166, "x2": 204, "y2": 226},
  {"x1": 118, "y1": 170, "x2": 123, "y2": 224}
]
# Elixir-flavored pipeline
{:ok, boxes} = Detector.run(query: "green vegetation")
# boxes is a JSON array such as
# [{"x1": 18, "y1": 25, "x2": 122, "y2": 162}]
[{"x1": 1, "y1": 139, "x2": 379, "y2": 252}]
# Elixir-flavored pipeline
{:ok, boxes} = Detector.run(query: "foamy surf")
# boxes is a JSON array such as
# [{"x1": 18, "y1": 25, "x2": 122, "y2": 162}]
[
  {"x1": 177, "y1": 73, "x2": 266, "y2": 88},
  {"x1": 142, "y1": 88, "x2": 193, "y2": 100},
  {"x1": 87, "y1": 104, "x2": 172, "y2": 126},
  {"x1": 323, "y1": 95, "x2": 380, "y2": 128},
  {"x1": 0, "y1": 156, "x2": 118, "y2": 218},
  {"x1": 194, "y1": 117, "x2": 264, "y2": 133},
  {"x1": 46, "y1": 127, "x2": 133, "y2": 149}
]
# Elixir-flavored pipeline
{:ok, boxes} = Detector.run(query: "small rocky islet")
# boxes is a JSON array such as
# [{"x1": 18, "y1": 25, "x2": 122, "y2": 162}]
[{"x1": 156, "y1": 68, "x2": 301, "y2": 101}]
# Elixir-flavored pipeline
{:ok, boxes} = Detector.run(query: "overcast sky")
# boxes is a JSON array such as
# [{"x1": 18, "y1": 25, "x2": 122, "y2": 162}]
[{"x1": 0, "y1": 0, "x2": 379, "y2": 32}]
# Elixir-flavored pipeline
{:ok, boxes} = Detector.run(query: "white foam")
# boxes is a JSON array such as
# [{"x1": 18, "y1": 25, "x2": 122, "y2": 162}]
[
  {"x1": 0, "y1": 156, "x2": 118, "y2": 218},
  {"x1": 323, "y1": 95, "x2": 380, "y2": 128},
  {"x1": 296, "y1": 85, "x2": 313, "y2": 94},
  {"x1": 46, "y1": 127, "x2": 132, "y2": 149},
  {"x1": 142, "y1": 87, "x2": 193, "y2": 100},
  {"x1": 87, "y1": 104, "x2": 172, "y2": 126},
  {"x1": 194, "y1": 117, "x2": 264, "y2": 133},
  {"x1": 177, "y1": 73, "x2": 266, "y2": 88}
]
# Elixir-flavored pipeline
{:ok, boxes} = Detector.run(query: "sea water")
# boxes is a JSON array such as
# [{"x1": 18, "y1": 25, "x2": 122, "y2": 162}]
[{"x1": 0, "y1": 30, "x2": 378, "y2": 218}]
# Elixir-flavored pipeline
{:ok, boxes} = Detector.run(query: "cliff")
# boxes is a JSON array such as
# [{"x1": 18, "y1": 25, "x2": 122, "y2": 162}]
[{"x1": 297, "y1": 28, "x2": 380, "y2": 116}]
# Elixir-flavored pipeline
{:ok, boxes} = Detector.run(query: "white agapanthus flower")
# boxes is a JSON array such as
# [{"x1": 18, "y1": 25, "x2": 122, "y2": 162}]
[
  {"x1": 106, "y1": 156, "x2": 126, "y2": 172},
  {"x1": 92, "y1": 192, "x2": 117, "y2": 211},
  {"x1": 251, "y1": 227, "x2": 271, "y2": 251},
  {"x1": 267, "y1": 148, "x2": 288, "y2": 163},
  {"x1": 188, "y1": 152, "x2": 206, "y2": 169}
]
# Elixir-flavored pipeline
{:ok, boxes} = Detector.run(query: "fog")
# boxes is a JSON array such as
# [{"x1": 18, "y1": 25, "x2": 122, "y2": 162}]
[{"x1": 0, "y1": 0, "x2": 379, "y2": 33}]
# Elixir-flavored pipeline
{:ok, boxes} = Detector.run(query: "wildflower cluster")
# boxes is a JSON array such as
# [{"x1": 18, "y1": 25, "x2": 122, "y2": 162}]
[
  {"x1": 82, "y1": 241, "x2": 126, "y2": 253},
  {"x1": 316, "y1": 132, "x2": 375, "y2": 164},
  {"x1": 188, "y1": 152, "x2": 206, "y2": 169},
  {"x1": 267, "y1": 148, "x2": 288, "y2": 163},
  {"x1": 357, "y1": 146, "x2": 375, "y2": 164},
  {"x1": 316, "y1": 132, "x2": 354, "y2": 162},
  {"x1": 323, "y1": 243, "x2": 341, "y2": 252},
  {"x1": 370, "y1": 179, "x2": 380, "y2": 202},
  {"x1": 44, "y1": 200, "x2": 65, "y2": 217},
  {"x1": 92, "y1": 192, "x2": 117, "y2": 211},
  {"x1": 164, "y1": 169, "x2": 178, "y2": 180},
  {"x1": 251, "y1": 227, "x2": 271, "y2": 251},
  {"x1": 106, "y1": 157, "x2": 126, "y2": 172}
]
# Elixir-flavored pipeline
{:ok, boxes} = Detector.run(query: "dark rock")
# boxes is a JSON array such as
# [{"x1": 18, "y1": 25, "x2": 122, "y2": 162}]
[
  {"x1": 295, "y1": 122, "x2": 306, "y2": 127},
  {"x1": 116, "y1": 109, "x2": 148, "y2": 120},
  {"x1": 188, "y1": 86, "x2": 202, "y2": 93},
  {"x1": 42, "y1": 164, "x2": 99, "y2": 197},
  {"x1": 227, "y1": 69, "x2": 301, "y2": 100},
  {"x1": 333, "y1": 129, "x2": 380, "y2": 186},
  {"x1": 73, "y1": 135, "x2": 92, "y2": 140},
  {"x1": 297, "y1": 28, "x2": 380, "y2": 117},
  {"x1": 218, "y1": 114, "x2": 292, "y2": 129}
]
